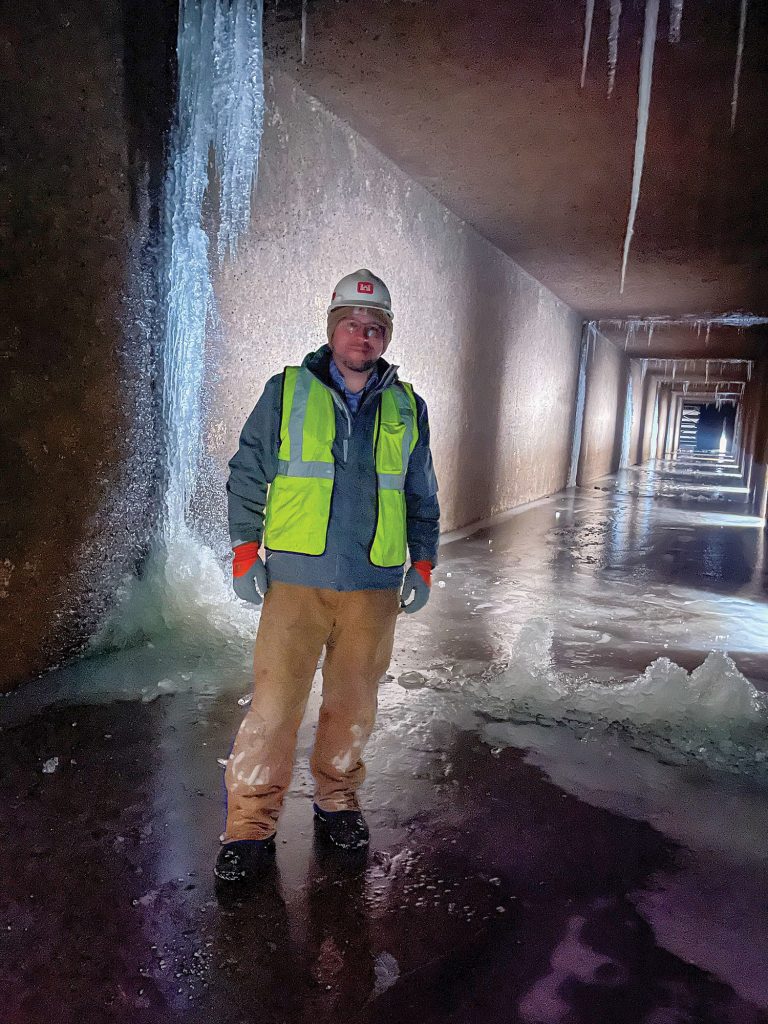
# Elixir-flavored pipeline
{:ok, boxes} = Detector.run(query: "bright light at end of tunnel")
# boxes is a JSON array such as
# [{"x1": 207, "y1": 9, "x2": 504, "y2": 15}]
[{"x1": 719, "y1": 428, "x2": 728, "y2": 454}]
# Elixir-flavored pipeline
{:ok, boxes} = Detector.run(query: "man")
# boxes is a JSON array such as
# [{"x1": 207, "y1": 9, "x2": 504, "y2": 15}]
[{"x1": 215, "y1": 269, "x2": 440, "y2": 885}]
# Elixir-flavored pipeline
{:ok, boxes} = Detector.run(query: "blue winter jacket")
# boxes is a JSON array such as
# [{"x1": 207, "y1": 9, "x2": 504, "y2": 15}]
[{"x1": 226, "y1": 345, "x2": 440, "y2": 591}]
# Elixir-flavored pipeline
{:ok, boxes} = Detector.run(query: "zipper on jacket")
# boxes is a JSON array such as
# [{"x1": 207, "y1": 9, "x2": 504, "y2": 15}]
[{"x1": 327, "y1": 387, "x2": 351, "y2": 464}]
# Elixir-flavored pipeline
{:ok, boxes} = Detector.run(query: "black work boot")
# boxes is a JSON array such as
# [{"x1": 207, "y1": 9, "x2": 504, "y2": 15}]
[
  {"x1": 214, "y1": 837, "x2": 276, "y2": 887},
  {"x1": 313, "y1": 804, "x2": 370, "y2": 850}
]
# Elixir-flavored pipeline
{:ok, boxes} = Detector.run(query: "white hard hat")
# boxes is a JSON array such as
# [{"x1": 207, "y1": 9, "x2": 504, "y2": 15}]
[{"x1": 328, "y1": 268, "x2": 393, "y2": 322}]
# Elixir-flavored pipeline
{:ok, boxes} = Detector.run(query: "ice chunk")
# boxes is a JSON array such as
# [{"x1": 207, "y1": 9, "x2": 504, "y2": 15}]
[
  {"x1": 373, "y1": 952, "x2": 400, "y2": 997},
  {"x1": 398, "y1": 671, "x2": 429, "y2": 690}
]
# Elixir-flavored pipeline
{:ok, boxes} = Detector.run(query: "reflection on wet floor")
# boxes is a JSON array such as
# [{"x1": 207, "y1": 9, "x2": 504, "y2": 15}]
[{"x1": 2, "y1": 454, "x2": 768, "y2": 1022}]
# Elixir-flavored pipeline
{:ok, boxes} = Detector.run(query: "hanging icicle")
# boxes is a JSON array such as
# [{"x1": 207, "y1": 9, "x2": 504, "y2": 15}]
[
  {"x1": 581, "y1": 0, "x2": 596, "y2": 88},
  {"x1": 730, "y1": 0, "x2": 748, "y2": 132},
  {"x1": 668, "y1": 0, "x2": 683, "y2": 43},
  {"x1": 608, "y1": 0, "x2": 622, "y2": 96},
  {"x1": 620, "y1": 0, "x2": 660, "y2": 294},
  {"x1": 301, "y1": 0, "x2": 308, "y2": 64}
]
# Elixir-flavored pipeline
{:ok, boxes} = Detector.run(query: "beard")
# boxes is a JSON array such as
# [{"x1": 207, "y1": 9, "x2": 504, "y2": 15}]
[{"x1": 339, "y1": 354, "x2": 378, "y2": 373}]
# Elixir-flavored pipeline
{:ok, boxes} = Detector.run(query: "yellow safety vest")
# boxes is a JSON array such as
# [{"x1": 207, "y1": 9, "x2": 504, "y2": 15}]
[{"x1": 263, "y1": 366, "x2": 418, "y2": 566}]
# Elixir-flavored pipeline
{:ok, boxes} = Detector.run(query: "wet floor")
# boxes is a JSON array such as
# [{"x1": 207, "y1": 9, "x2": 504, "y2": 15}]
[{"x1": 2, "y1": 454, "x2": 768, "y2": 1023}]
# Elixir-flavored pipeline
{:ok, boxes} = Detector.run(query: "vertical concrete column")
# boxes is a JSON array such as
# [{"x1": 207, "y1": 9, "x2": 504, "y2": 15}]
[
  {"x1": 733, "y1": 403, "x2": 744, "y2": 469},
  {"x1": 664, "y1": 394, "x2": 674, "y2": 456},
  {"x1": 640, "y1": 377, "x2": 659, "y2": 463},
  {"x1": 627, "y1": 360, "x2": 645, "y2": 467},
  {"x1": 747, "y1": 357, "x2": 768, "y2": 518},
  {"x1": 741, "y1": 361, "x2": 763, "y2": 492},
  {"x1": 670, "y1": 395, "x2": 682, "y2": 455},
  {"x1": 655, "y1": 385, "x2": 671, "y2": 461}
]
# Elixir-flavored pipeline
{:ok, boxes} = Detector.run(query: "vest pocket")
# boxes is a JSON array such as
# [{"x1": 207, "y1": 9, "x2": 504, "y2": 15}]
[
  {"x1": 264, "y1": 475, "x2": 333, "y2": 555},
  {"x1": 370, "y1": 488, "x2": 407, "y2": 567},
  {"x1": 376, "y1": 420, "x2": 407, "y2": 474}
]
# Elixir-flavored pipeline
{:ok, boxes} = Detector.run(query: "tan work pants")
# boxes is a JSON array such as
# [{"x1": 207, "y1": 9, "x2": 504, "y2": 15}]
[{"x1": 224, "y1": 581, "x2": 400, "y2": 841}]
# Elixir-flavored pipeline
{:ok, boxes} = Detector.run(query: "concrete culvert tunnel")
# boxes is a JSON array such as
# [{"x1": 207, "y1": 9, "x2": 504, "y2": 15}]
[{"x1": 3, "y1": 1, "x2": 768, "y2": 1020}]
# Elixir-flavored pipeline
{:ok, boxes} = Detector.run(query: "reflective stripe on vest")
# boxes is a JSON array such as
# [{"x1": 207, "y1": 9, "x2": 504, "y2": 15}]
[{"x1": 263, "y1": 365, "x2": 418, "y2": 565}]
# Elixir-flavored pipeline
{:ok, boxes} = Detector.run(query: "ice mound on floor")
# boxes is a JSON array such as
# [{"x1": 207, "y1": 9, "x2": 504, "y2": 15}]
[
  {"x1": 91, "y1": 529, "x2": 258, "y2": 653},
  {"x1": 467, "y1": 619, "x2": 768, "y2": 776}
]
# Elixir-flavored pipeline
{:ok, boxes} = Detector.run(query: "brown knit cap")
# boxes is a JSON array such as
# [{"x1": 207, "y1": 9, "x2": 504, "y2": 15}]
[{"x1": 326, "y1": 306, "x2": 393, "y2": 345}]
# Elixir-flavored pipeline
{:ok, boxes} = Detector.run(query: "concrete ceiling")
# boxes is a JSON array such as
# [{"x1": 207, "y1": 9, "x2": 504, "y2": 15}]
[
  {"x1": 266, "y1": 0, "x2": 768, "y2": 363},
  {"x1": 595, "y1": 321, "x2": 768, "y2": 359}
]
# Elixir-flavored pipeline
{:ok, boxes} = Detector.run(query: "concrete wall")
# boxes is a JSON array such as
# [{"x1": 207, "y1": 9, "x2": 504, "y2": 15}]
[
  {"x1": 197, "y1": 72, "x2": 583, "y2": 542},
  {"x1": 0, "y1": 0, "x2": 175, "y2": 690},
  {"x1": 575, "y1": 330, "x2": 630, "y2": 484}
]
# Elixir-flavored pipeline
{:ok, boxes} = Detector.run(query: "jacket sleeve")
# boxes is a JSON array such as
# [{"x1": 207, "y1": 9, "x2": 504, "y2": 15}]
[
  {"x1": 226, "y1": 373, "x2": 283, "y2": 546},
  {"x1": 405, "y1": 392, "x2": 440, "y2": 566}
]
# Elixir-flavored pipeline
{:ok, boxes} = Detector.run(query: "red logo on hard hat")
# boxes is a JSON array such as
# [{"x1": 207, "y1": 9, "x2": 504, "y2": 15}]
[{"x1": 357, "y1": 282, "x2": 374, "y2": 294}]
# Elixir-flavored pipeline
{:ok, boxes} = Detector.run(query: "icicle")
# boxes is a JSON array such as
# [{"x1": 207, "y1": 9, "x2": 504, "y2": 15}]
[
  {"x1": 301, "y1": 0, "x2": 308, "y2": 64},
  {"x1": 608, "y1": 0, "x2": 622, "y2": 96},
  {"x1": 668, "y1": 0, "x2": 683, "y2": 43},
  {"x1": 648, "y1": 322, "x2": 655, "y2": 346},
  {"x1": 641, "y1": 357, "x2": 648, "y2": 384},
  {"x1": 730, "y1": 0, "x2": 748, "y2": 132},
  {"x1": 672, "y1": 361, "x2": 676, "y2": 379},
  {"x1": 581, "y1": 0, "x2": 595, "y2": 88},
  {"x1": 706, "y1": 359, "x2": 710, "y2": 383},
  {"x1": 704, "y1": 321, "x2": 711, "y2": 347},
  {"x1": 747, "y1": 360, "x2": 753, "y2": 380},
  {"x1": 620, "y1": 0, "x2": 660, "y2": 294}
]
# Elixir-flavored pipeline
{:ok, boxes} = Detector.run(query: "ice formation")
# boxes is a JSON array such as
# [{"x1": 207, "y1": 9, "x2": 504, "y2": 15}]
[
  {"x1": 163, "y1": 0, "x2": 265, "y2": 539},
  {"x1": 668, "y1": 0, "x2": 684, "y2": 43},
  {"x1": 92, "y1": 0, "x2": 266, "y2": 652},
  {"x1": 472, "y1": 619, "x2": 768, "y2": 777},
  {"x1": 607, "y1": 0, "x2": 622, "y2": 96},
  {"x1": 620, "y1": 0, "x2": 660, "y2": 293},
  {"x1": 730, "y1": 0, "x2": 749, "y2": 131},
  {"x1": 580, "y1": 0, "x2": 595, "y2": 88}
]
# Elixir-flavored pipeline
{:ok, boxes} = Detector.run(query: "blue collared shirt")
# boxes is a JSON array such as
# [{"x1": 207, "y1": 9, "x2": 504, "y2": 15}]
[{"x1": 329, "y1": 358, "x2": 379, "y2": 416}]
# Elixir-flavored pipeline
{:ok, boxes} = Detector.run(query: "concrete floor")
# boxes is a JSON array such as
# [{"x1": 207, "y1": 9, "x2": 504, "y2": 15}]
[{"x1": 2, "y1": 454, "x2": 768, "y2": 1023}]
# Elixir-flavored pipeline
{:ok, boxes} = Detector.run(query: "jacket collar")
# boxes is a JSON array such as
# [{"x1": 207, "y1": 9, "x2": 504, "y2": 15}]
[{"x1": 303, "y1": 345, "x2": 399, "y2": 395}]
